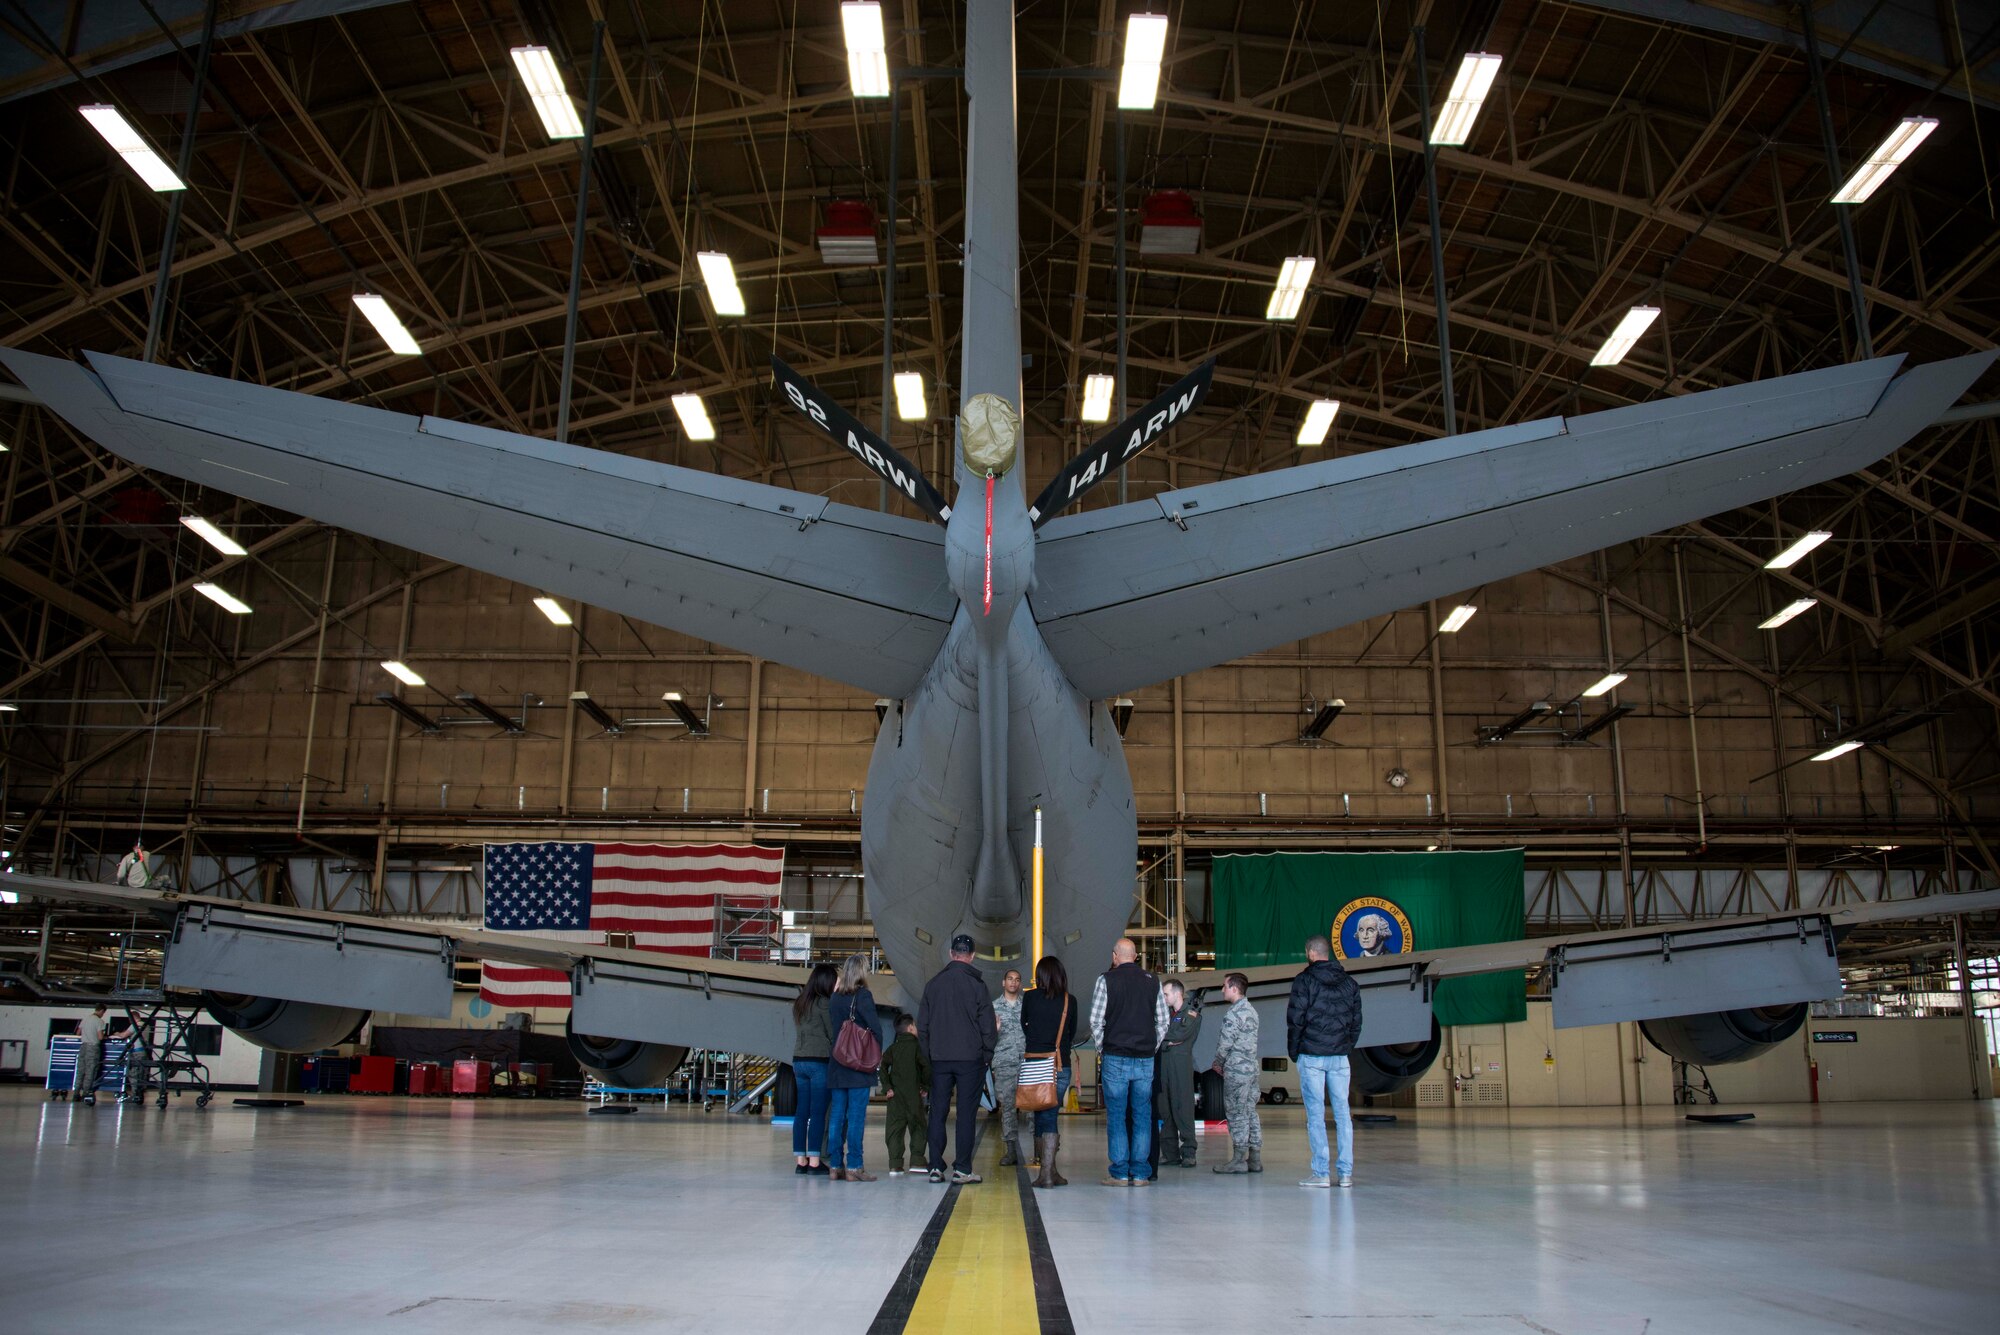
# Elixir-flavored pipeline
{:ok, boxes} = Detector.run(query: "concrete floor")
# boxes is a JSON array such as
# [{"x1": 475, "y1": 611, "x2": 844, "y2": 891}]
[{"x1": 0, "y1": 1088, "x2": 1993, "y2": 1333}]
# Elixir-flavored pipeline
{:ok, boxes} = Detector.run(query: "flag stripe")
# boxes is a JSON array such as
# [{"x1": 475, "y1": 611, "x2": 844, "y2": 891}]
[{"x1": 480, "y1": 840, "x2": 782, "y2": 1010}]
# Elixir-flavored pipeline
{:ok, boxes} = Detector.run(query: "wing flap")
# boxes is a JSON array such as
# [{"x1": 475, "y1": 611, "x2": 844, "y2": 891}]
[{"x1": 3, "y1": 351, "x2": 955, "y2": 696}]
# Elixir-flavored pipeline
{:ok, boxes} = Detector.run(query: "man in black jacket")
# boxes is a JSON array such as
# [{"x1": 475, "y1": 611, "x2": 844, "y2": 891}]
[
  {"x1": 1286, "y1": 935, "x2": 1364, "y2": 1188},
  {"x1": 918, "y1": 934, "x2": 997, "y2": 1183}
]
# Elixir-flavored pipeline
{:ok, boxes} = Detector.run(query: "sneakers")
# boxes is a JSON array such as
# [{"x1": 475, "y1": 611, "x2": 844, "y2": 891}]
[
  {"x1": 888, "y1": 1168, "x2": 905, "y2": 1176},
  {"x1": 1338, "y1": 1175, "x2": 1353, "y2": 1188},
  {"x1": 929, "y1": 1168, "x2": 945, "y2": 1183},
  {"x1": 1131, "y1": 1176, "x2": 1153, "y2": 1188},
  {"x1": 1299, "y1": 1176, "x2": 1331, "y2": 1188},
  {"x1": 1099, "y1": 1176, "x2": 1133, "y2": 1187},
  {"x1": 950, "y1": 1169, "x2": 982, "y2": 1185},
  {"x1": 807, "y1": 1163, "x2": 830, "y2": 1176}
]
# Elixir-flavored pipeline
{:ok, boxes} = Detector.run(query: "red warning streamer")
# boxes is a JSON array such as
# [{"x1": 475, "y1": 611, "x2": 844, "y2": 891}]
[{"x1": 983, "y1": 472, "x2": 994, "y2": 615}]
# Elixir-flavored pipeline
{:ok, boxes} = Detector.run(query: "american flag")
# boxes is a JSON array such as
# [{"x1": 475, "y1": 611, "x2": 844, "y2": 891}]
[{"x1": 478, "y1": 842, "x2": 783, "y2": 1009}]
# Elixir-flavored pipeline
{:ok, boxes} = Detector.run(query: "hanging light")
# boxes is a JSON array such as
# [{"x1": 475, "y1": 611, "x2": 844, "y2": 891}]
[
  {"x1": 1439, "y1": 604, "x2": 1477, "y2": 633},
  {"x1": 381, "y1": 660, "x2": 426, "y2": 687},
  {"x1": 1429, "y1": 53, "x2": 1503, "y2": 146},
  {"x1": 1265, "y1": 255, "x2": 1314, "y2": 320},
  {"x1": 1296, "y1": 399, "x2": 1340, "y2": 446},
  {"x1": 841, "y1": 3, "x2": 892, "y2": 98},
  {"x1": 696, "y1": 251, "x2": 746, "y2": 316},
  {"x1": 671, "y1": 393, "x2": 716, "y2": 441},
  {"x1": 533, "y1": 597, "x2": 573, "y2": 626},
  {"x1": 1118, "y1": 14, "x2": 1170, "y2": 110},
  {"x1": 192, "y1": 583, "x2": 251, "y2": 615},
  {"x1": 893, "y1": 373, "x2": 926, "y2": 421},
  {"x1": 79, "y1": 105, "x2": 185, "y2": 191},
  {"x1": 1581, "y1": 672, "x2": 1627, "y2": 698},
  {"x1": 351, "y1": 294, "x2": 422, "y2": 355},
  {"x1": 1812, "y1": 740, "x2": 1864, "y2": 762},
  {"x1": 1765, "y1": 531, "x2": 1832, "y2": 569},
  {"x1": 1758, "y1": 598, "x2": 1817, "y2": 630},
  {"x1": 508, "y1": 46, "x2": 584, "y2": 140},
  {"x1": 1081, "y1": 374, "x2": 1115, "y2": 422},
  {"x1": 1832, "y1": 117, "x2": 1939, "y2": 204},
  {"x1": 1589, "y1": 306, "x2": 1661, "y2": 366},
  {"x1": 180, "y1": 515, "x2": 247, "y2": 557}
]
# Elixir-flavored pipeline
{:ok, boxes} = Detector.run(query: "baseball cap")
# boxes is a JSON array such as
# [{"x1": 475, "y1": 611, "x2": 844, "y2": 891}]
[{"x1": 950, "y1": 933, "x2": 976, "y2": 954}]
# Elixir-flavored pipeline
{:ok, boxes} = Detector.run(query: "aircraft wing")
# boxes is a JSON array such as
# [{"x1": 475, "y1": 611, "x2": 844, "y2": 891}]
[
  {"x1": 4, "y1": 872, "x2": 826, "y2": 1061},
  {"x1": 0, "y1": 351, "x2": 956, "y2": 698},
  {"x1": 1031, "y1": 352, "x2": 1997, "y2": 697},
  {"x1": 1176, "y1": 886, "x2": 2000, "y2": 1060}
]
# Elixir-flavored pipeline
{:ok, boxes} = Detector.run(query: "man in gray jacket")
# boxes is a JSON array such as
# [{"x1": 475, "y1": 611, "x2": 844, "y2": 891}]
[{"x1": 918, "y1": 934, "x2": 997, "y2": 1183}]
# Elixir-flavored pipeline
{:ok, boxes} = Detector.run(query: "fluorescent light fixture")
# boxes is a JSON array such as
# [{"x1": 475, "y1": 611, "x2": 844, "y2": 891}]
[
  {"x1": 671, "y1": 392, "x2": 716, "y2": 441},
  {"x1": 1426, "y1": 844, "x2": 1440, "y2": 852},
  {"x1": 1759, "y1": 598, "x2": 1817, "y2": 630},
  {"x1": 192, "y1": 582, "x2": 251, "y2": 615},
  {"x1": 180, "y1": 515, "x2": 247, "y2": 557},
  {"x1": 1872, "y1": 844, "x2": 1900, "y2": 852},
  {"x1": 1266, "y1": 255, "x2": 1314, "y2": 320},
  {"x1": 1832, "y1": 117, "x2": 1938, "y2": 204},
  {"x1": 381, "y1": 660, "x2": 425, "y2": 687},
  {"x1": 841, "y1": 3, "x2": 892, "y2": 98},
  {"x1": 696, "y1": 250, "x2": 746, "y2": 316},
  {"x1": 662, "y1": 691, "x2": 708, "y2": 735},
  {"x1": 1081, "y1": 373, "x2": 1115, "y2": 422},
  {"x1": 508, "y1": 46, "x2": 584, "y2": 140},
  {"x1": 893, "y1": 372, "x2": 926, "y2": 421},
  {"x1": 1581, "y1": 672, "x2": 1627, "y2": 698},
  {"x1": 1296, "y1": 398, "x2": 1340, "y2": 446},
  {"x1": 1812, "y1": 740, "x2": 1864, "y2": 762},
  {"x1": 79, "y1": 105, "x2": 185, "y2": 191},
  {"x1": 0, "y1": 703, "x2": 17, "y2": 712},
  {"x1": 1119, "y1": 13, "x2": 1170, "y2": 110},
  {"x1": 1439, "y1": 604, "x2": 1477, "y2": 633},
  {"x1": 1430, "y1": 52, "x2": 1503, "y2": 146},
  {"x1": 1765, "y1": 530, "x2": 1832, "y2": 569},
  {"x1": 1589, "y1": 305, "x2": 1660, "y2": 367},
  {"x1": 533, "y1": 597, "x2": 573, "y2": 626},
  {"x1": 352, "y1": 293, "x2": 422, "y2": 355}
]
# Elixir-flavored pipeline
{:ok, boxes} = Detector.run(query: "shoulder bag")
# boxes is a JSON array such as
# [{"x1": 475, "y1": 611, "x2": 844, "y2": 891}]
[
  {"x1": 1014, "y1": 994, "x2": 1070, "y2": 1112},
  {"x1": 832, "y1": 992, "x2": 882, "y2": 1071}
]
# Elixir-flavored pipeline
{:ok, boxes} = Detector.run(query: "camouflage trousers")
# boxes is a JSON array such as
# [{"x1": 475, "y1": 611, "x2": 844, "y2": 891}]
[
  {"x1": 992, "y1": 1053, "x2": 1023, "y2": 1140},
  {"x1": 1223, "y1": 1069, "x2": 1262, "y2": 1150}
]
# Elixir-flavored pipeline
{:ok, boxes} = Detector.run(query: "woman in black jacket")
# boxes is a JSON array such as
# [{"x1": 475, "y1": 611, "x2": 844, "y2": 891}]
[
  {"x1": 825, "y1": 953, "x2": 885, "y2": 1181},
  {"x1": 1019, "y1": 955, "x2": 1079, "y2": 1188},
  {"x1": 789, "y1": 962, "x2": 837, "y2": 1175}
]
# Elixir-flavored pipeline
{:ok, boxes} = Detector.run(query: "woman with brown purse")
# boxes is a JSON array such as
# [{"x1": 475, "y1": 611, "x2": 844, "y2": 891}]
[
  {"x1": 1017, "y1": 955, "x2": 1078, "y2": 1188},
  {"x1": 826, "y1": 953, "x2": 885, "y2": 1181}
]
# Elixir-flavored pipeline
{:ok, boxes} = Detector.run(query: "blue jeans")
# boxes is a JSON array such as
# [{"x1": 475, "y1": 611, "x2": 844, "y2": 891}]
[
  {"x1": 1298, "y1": 1054, "x2": 1353, "y2": 1179},
  {"x1": 1032, "y1": 1067, "x2": 1072, "y2": 1137},
  {"x1": 1101, "y1": 1054, "x2": 1155, "y2": 1180},
  {"x1": 790, "y1": 1060, "x2": 830, "y2": 1159},
  {"x1": 825, "y1": 1086, "x2": 869, "y2": 1169}
]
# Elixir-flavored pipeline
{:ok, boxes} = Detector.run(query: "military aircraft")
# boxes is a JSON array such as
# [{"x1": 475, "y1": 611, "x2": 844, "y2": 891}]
[{"x1": 4, "y1": 0, "x2": 1995, "y2": 1095}]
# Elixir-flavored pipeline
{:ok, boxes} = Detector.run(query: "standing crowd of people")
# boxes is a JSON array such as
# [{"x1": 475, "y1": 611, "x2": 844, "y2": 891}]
[{"x1": 784, "y1": 931, "x2": 1364, "y2": 1190}]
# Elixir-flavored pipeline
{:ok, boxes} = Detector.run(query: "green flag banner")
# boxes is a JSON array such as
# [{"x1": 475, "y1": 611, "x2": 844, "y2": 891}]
[{"x1": 1212, "y1": 849, "x2": 1527, "y2": 1026}]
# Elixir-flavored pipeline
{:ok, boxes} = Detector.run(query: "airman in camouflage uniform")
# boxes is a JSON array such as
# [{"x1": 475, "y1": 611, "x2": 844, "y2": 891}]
[
  {"x1": 992, "y1": 969, "x2": 1028, "y2": 1164},
  {"x1": 1210, "y1": 973, "x2": 1263, "y2": 1174}
]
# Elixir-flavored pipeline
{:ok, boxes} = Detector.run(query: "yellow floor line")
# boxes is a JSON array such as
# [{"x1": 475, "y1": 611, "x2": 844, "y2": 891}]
[{"x1": 903, "y1": 1154, "x2": 1039, "y2": 1334}]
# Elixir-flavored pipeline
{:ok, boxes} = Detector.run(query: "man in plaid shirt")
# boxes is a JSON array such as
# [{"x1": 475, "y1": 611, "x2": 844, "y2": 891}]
[{"x1": 1089, "y1": 937, "x2": 1170, "y2": 1186}]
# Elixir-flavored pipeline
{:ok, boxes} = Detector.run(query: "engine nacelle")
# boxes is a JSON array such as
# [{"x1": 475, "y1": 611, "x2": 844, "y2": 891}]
[
  {"x1": 565, "y1": 1018, "x2": 689, "y2": 1089},
  {"x1": 1350, "y1": 1020, "x2": 1444, "y2": 1097},
  {"x1": 1639, "y1": 1004, "x2": 1808, "y2": 1066},
  {"x1": 201, "y1": 992, "x2": 369, "y2": 1053}
]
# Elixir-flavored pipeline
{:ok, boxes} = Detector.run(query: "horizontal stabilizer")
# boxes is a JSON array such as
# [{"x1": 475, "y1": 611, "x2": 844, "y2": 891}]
[
  {"x1": 1029, "y1": 359, "x2": 1214, "y2": 524},
  {"x1": 1, "y1": 351, "x2": 956, "y2": 697},
  {"x1": 771, "y1": 356, "x2": 951, "y2": 522},
  {"x1": 1032, "y1": 352, "x2": 1996, "y2": 697}
]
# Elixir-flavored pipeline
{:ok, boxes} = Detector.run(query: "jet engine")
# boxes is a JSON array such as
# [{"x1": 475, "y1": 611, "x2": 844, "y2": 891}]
[
  {"x1": 1349, "y1": 1020, "x2": 1444, "y2": 1096},
  {"x1": 201, "y1": 992, "x2": 369, "y2": 1052},
  {"x1": 1639, "y1": 1004, "x2": 1808, "y2": 1065},
  {"x1": 564, "y1": 1019, "x2": 689, "y2": 1089}
]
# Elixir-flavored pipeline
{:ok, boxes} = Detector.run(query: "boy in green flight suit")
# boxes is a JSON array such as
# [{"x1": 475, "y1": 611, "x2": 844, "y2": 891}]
[{"x1": 881, "y1": 1013, "x2": 931, "y2": 1175}]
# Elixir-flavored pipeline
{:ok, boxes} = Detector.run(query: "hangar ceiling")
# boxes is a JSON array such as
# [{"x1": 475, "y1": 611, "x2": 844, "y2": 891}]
[{"x1": 0, "y1": 0, "x2": 1997, "y2": 900}]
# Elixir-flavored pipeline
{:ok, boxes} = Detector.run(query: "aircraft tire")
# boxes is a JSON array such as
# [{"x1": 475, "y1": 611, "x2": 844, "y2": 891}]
[
  {"x1": 773, "y1": 1063, "x2": 798, "y2": 1117},
  {"x1": 1196, "y1": 1068, "x2": 1226, "y2": 1119}
]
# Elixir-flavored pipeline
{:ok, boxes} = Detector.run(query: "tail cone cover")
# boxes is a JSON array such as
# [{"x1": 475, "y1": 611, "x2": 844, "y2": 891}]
[{"x1": 960, "y1": 393, "x2": 1020, "y2": 476}]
